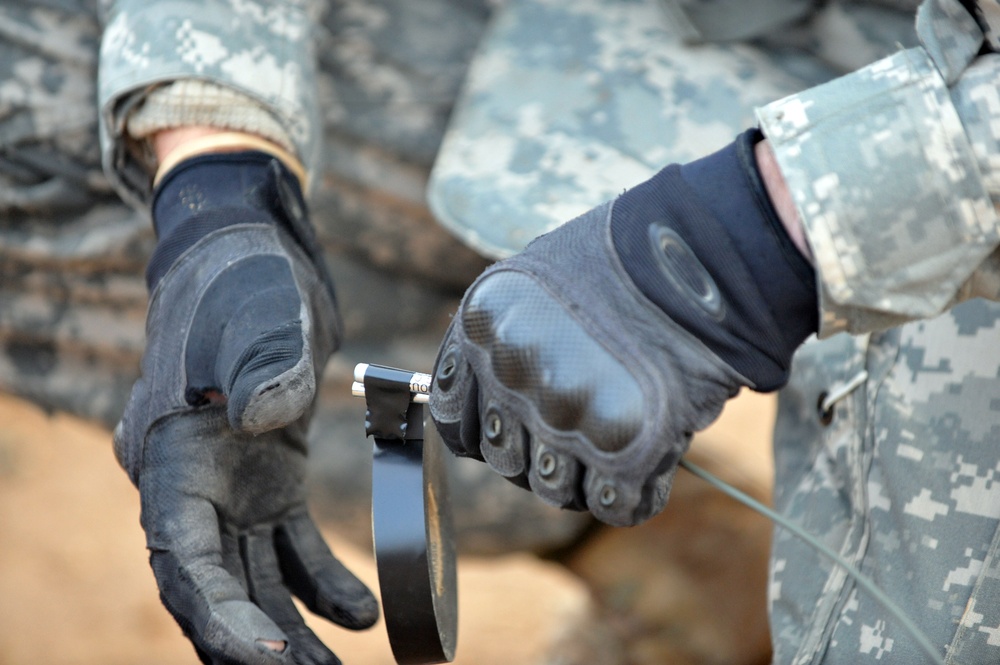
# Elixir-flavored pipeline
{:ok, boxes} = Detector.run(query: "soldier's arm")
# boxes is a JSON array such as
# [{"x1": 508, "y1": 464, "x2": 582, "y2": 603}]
[
  {"x1": 95, "y1": 4, "x2": 385, "y2": 663},
  {"x1": 96, "y1": 0, "x2": 322, "y2": 206},
  {"x1": 757, "y1": 0, "x2": 1000, "y2": 336}
]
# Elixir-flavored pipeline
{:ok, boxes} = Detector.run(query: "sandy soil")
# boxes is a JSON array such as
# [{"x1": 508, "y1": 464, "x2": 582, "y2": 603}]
[
  {"x1": 0, "y1": 388, "x2": 775, "y2": 665},
  {"x1": 0, "y1": 392, "x2": 597, "y2": 665}
]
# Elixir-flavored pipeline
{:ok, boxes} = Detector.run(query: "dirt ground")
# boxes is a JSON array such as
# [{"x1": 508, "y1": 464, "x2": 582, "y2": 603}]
[{"x1": 0, "y1": 389, "x2": 775, "y2": 665}]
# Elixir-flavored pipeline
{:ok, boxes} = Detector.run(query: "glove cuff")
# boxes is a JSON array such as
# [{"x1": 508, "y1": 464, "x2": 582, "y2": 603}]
[
  {"x1": 611, "y1": 130, "x2": 818, "y2": 391},
  {"x1": 147, "y1": 151, "x2": 307, "y2": 290},
  {"x1": 680, "y1": 129, "x2": 819, "y2": 360}
]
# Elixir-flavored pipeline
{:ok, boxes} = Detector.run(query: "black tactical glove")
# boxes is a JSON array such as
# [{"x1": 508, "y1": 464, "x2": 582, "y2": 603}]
[
  {"x1": 115, "y1": 152, "x2": 378, "y2": 664},
  {"x1": 430, "y1": 129, "x2": 818, "y2": 527}
]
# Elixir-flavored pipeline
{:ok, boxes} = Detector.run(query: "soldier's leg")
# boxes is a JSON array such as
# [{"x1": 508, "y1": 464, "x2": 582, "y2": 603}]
[{"x1": 426, "y1": 0, "x2": 844, "y2": 259}]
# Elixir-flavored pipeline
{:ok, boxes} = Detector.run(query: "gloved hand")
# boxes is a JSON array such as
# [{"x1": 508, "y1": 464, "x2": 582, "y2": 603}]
[
  {"x1": 430, "y1": 129, "x2": 818, "y2": 527},
  {"x1": 114, "y1": 151, "x2": 378, "y2": 664}
]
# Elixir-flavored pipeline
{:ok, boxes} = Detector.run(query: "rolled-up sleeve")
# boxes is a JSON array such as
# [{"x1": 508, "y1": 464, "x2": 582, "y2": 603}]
[
  {"x1": 758, "y1": 0, "x2": 1000, "y2": 336},
  {"x1": 97, "y1": 0, "x2": 321, "y2": 206}
]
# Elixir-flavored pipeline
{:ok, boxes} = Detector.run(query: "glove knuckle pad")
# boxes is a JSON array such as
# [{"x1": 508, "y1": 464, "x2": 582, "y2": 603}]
[
  {"x1": 477, "y1": 399, "x2": 529, "y2": 477},
  {"x1": 459, "y1": 270, "x2": 645, "y2": 453},
  {"x1": 525, "y1": 440, "x2": 584, "y2": 510},
  {"x1": 443, "y1": 268, "x2": 680, "y2": 523}
]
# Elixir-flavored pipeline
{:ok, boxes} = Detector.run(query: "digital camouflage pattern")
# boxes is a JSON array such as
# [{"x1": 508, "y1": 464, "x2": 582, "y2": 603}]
[
  {"x1": 0, "y1": 1, "x2": 148, "y2": 426},
  {"x1": 758, "y1": 0, "x2": 1000, "y2": 338},
  {"x1": 426, "y1": 0, "x2": 1000, "y2": 662},
  {"x1": 98, "y1": 0, "x2": 323, "y2": 206},
  {"x1": 0, "y1": 0, "x2": 493, "y2": 427},
  {"x1": 427, "y1": 0, "x2": 923, "y2": 259},
  {"x1": 749, "y1": 7, "x2": 1000, "y2": 658},
  {"x1": 5, "y1": 0, "x2": 1000, "y2": 662},
  {"x1": 428, "y1": 0, "x2": 839, "y2": 258},
  {"x1": 762, "y1": 2, "x2": 1000, "y2": 659},
  {"x1": 772, "y1": 300, "x2": 1000, "y2": 664}
]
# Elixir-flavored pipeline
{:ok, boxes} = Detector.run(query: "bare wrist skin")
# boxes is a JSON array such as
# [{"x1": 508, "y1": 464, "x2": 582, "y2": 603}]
[
  {"x1": 152, "y1": 126, "x2": 307, "y2": 190},
  {"x1": 754, "y1": 139, "x2": 813, "y2": 263},
  {"x1": 152, "y1": 125, "x2": 226, "y2": 161}
]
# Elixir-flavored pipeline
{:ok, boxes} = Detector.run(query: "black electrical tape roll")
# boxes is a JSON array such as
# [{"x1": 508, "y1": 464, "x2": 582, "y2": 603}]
[{"x1": 360, "y1": 364, "x2": 457, "y2": 664}]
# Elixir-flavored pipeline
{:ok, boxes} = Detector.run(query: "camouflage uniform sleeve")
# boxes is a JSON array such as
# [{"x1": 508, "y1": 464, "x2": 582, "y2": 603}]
[
  {"x1": 657, "y1": 0, "x2": 816, "y2": 43},
  {"x1": 757, "y1": 0, "x2": 1000, "y2": 336},
  {"x1": 96, "y1": 0, "x2": 323, "y2": 207}
]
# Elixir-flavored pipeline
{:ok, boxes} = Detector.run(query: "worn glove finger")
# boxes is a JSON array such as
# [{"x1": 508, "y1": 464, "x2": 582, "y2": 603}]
[
  {"x1": 428, "y1": 348, "x2": 482, "y2": 461},
  {"x1": 243, "y1": 529, "x2": 343, "y2": 665},
  {"x1": 275, "y1": 512, "x2": 379, "y2": 631},
  {"x1": 136, "y1": 413, "x2": 303, "y2": 663},
  {"x1": 149, "y1": 545, "x2": 291, "y2": 664},
  {"x1": 139, "y1": 421, "x2": 290, "y2": 663}
]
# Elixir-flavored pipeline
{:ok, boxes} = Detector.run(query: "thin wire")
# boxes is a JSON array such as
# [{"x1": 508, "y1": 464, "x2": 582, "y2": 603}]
[{"x1": 678, "y1": 458, "x2": 944, "y2": 665}]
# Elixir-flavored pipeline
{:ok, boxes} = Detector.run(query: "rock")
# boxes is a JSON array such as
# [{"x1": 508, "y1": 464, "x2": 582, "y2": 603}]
[
  {"x1": 561, "y1": 391, "x2": 777, "y2": 665},
  {"x1": 564, "y1": 471, "x2": 774, "y2": 665}
]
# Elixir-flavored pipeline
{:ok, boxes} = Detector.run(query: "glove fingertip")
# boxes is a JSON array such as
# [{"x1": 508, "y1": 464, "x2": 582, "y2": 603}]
[
  {"x1": 149, "y1": 550, "x2": 291, "y2": 665},
  {"x1": 224, "y1": 323, "x2": 316, "y2": 435},
  {"x1": 302, "y1": 561, "x2": 380, "y2": 630},
  {"x1": 318, "y1": 584, "x2": 380, "y2": 631},
  {"x1": 274, "y1": 516, "x2": 381, "y2": 630},
  {"x1": 430, "y1": 348, "x2": 485, "y2": 460},
  {"x1": 203, "y1": 600, "x2": 292, "y2": 664}
]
